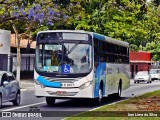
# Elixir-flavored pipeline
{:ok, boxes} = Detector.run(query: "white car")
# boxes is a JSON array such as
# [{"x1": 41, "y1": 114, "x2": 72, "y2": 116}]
[
  {"x1": 0, "y1": 71, "x2": 21, "y2": 108},
  {"x1": 134, "y1": 71, "x2": 152, "y2": 84},
  {"x1": 149, "y1": 69, "x2": 160, "y2": 81}
]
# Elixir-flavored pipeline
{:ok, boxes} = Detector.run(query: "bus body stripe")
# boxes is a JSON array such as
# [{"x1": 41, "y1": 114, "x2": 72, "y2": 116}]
[
  {"x1": 37, "y1": 76, "x2": 61, "y2": 88},
  {"x1": 93, "y1": 33, "x2": 105, "y2": 40},
  {"x1": 94, "y1": 63, "x2": 106, "y2": 97}
]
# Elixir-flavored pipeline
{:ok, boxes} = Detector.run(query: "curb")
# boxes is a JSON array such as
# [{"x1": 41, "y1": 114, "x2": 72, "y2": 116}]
[{"x1": 20, "y1": 88, "x2": 27, "y2": 92}]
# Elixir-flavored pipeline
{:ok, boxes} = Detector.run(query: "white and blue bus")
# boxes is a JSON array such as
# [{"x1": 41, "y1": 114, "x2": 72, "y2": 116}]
[{"x1": 34, "y1": 30, "x2": 130, "y2": 105}]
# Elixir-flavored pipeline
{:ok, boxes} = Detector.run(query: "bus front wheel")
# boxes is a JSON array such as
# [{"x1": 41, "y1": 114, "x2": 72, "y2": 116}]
[
  {"x1": 46, "y1": 97, "x2": 55, "y2": 106},
  {"x1": 94, "y1": 87, "x2": 103, "y2": 105}
]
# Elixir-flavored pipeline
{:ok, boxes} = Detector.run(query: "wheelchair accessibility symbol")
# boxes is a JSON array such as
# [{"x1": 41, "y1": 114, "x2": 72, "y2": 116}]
[{"x1": 62, "y1": 65, "x2": 70, "y2": 73}]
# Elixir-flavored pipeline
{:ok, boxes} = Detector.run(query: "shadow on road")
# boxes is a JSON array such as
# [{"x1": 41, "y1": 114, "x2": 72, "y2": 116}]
[{"x1": 42, "y1": 94, "x2": 129, "y2": 108}]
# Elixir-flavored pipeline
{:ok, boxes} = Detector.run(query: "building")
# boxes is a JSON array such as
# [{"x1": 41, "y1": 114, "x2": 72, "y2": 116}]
[
  {"x1": 0, "y1": 29, "x2": 11, "y2": 71},
  {"x1": 10, "y1": 34, "x2": 36, "y2": 72},
  {"x1": 130, "y1": 51, "x2": 153, "y2": 78},
  {"x1": 0, "y1": 29, "x2": 36, "y2": 78}
]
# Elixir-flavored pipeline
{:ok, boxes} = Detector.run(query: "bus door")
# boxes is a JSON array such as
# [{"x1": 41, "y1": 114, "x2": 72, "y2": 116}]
[{"x1": 94, "y1": 39, "x2": 106, "y2": 97}]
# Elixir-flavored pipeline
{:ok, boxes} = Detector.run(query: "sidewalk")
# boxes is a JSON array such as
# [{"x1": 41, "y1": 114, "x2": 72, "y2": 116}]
[{"x1": 20, "y1": 79, "x2": 34, "y2": 91}]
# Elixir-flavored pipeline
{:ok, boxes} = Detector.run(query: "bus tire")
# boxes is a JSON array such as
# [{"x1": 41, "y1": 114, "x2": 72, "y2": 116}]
[
  {"x1": 115, "y1": 82, "x2": 122, "y2": 98},
  {"x1": 94, "y1": 85, "x2": 103, "y2": 105},
  {"x1": 46, "y1": 97, "x2": 55, "y2": 106}
]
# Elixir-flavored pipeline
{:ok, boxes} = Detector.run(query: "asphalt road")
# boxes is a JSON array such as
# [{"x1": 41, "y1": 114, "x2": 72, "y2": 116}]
[{"x1": 0, "y1": 80, "x2": 160, "y2": 120}]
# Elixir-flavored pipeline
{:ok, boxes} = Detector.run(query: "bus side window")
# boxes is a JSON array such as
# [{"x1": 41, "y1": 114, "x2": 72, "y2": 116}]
[
  {"x1": 94, "y1": 55, "x2": 99, "y2": 68},
  {"x1": 118, "y1": 46, "x2": 121, "y2": 54},
  {"x1": 114, "y1": 45, "x2": 118, "y2": 54},
  {"x1": 94, "y1": 39, "x2": 99, "y2": 68},
  {"x1": 94, "y1": 38, "x2": 98, "y2": 53},
  {"x1": 99, "y1": 41, "x2": 106, "y2": 62}
]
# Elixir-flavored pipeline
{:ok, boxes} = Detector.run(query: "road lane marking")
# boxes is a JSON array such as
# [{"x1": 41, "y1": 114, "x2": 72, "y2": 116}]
[{"x1": 1, "y1": 102, "x2": 46, "y2": 111}]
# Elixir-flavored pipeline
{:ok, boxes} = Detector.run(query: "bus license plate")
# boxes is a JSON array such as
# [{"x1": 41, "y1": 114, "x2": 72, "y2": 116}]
[
  {"x1": 56, "y1": 91, "x2": 66, "y2": 95},
  {"x1": 61, "y1": 83, "x2": 75, "y2": 87}
]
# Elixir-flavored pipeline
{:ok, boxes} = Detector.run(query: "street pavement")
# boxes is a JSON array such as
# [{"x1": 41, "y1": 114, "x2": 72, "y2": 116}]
[
  {"x1": 0, "y1": 79, "x2": 160, "y2": 120},
  {"x1": 20, "y1": 79, "x2": 34, "y2": 91},
  {"x1": 122, "y1": 79, "x2": 160, "y2": 98}
]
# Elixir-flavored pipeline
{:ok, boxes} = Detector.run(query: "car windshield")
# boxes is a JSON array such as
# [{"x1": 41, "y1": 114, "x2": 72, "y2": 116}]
[
  {"x1": 36, "y1": 43, "x2": 92, "y2": 74},
  {"x1": 149, "y1": 70, "x2": 157, "y2": 74},
  {"x1": 137, "y1": 71, "x2": 148, "y2": 76}
]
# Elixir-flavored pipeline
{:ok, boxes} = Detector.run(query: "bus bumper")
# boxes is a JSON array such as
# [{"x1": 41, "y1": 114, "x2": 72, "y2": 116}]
[{"x1": 34, "y1": 84, "x2": 94, "y2": 98}]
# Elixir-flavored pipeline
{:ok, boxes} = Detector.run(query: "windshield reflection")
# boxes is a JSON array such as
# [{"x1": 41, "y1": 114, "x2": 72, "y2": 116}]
[{"x1": 36, "y1": 43, "x2": 92, "y2": 74}]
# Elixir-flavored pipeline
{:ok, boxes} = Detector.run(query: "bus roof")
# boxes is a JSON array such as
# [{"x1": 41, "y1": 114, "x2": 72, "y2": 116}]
[
  {"x1": 38, "y1": 30, "x2": 129, "y2": 47},
  {"x1": 38, "y1": 30, "x2": 90, "y2": 34}
]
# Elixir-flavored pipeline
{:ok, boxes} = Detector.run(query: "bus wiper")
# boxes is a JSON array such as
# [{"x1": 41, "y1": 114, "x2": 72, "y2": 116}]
[{"x1": 67, "y1": 41, "x2": 80, "y2": 54}]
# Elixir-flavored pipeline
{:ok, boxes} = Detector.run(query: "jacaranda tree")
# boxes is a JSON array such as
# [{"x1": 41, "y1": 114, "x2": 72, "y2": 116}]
[{"x1": 0, "y1": 0, "x2": 67, "y2": 83}]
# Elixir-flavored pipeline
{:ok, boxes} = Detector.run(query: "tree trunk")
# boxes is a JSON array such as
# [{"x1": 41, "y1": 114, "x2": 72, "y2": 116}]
[
  {"x1": 17, "y1": 42, "x2": 21, "y2": 84},
  {"x1": 12, "y1": 24, "x2": 21, "y2": 85}
]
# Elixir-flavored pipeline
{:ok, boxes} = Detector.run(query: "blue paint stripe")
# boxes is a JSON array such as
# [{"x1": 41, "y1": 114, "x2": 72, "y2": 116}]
[
  {"x1": 37, "y1": 76, "x2": 61, "y2": 88},
  {"x1": 93, "y1": 33, "x2": 106, "y2": 41},
  {"x1": 94, "y1": 63, "x2": 106, "y2": 97}
]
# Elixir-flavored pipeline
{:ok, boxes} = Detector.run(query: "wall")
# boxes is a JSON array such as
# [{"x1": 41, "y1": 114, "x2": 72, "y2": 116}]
[
  {"x1": 130, "y1": 51, "x2": 151, "y2": 61},
  {"x1": 0, "y1": 30, "x2": 11, "y2": 71},
  {"x1": 0, "y1": 54, "x2": 8, "y2": 71},
  {"x1": 0, "y1": 30, "x2": 11, "y2": 54}
]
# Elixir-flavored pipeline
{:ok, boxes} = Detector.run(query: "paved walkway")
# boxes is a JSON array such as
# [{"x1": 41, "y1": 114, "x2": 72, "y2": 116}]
[{"x1": 20, "y1": 79, "x2": 34, "y2": 91}]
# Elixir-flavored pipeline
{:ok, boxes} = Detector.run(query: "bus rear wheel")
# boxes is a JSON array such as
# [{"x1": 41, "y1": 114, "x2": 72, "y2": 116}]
[
  {"x1": 46, "y1": 97, "x2": 55, "y2": 106},
  {"x1": 115, "y1": 83, "x2": 122, "y2": 98}
]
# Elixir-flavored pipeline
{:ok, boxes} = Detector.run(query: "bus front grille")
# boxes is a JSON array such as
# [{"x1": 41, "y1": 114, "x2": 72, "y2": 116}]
[
  {"x1": 46, "y1": 91, "x2": 78, "y2": 96},
  {"x1": 43, "y1": 76, "x2": 78, "y2": 83}
]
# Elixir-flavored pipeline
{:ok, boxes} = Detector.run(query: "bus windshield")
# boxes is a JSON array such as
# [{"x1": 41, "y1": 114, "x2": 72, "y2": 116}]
[{"x1": 36, "y1": 42, "x2": 92, "y2": 74}]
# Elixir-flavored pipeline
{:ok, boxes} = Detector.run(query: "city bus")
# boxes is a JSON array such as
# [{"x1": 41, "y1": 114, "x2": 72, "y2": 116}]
[{"x1": 34, "y1": 30, "x2": 130, "y2": 105}]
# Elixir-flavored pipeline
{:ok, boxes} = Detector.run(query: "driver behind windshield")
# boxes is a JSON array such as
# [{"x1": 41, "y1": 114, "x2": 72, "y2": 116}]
[{"x1": 51, "y1": 51, "x2": 59, "y2": 66}]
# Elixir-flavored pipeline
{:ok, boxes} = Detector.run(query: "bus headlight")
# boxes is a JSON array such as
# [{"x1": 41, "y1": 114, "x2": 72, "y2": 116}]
[
  {"x1": 34, "y1": 80, "x2": 45, "y2": 88},
  {"x1": 79, "y1": 81, "x2": 93, "y2": 90}
]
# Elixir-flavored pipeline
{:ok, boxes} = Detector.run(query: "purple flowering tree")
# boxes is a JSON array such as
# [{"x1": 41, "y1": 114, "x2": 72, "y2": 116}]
[{"x1": 0, "y1": 0, "x2": 65, "y2": 83}]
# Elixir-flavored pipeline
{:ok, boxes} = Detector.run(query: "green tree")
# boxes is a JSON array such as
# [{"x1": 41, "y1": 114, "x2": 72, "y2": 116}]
[
  {"x1": 144, "y1": 42, "x2": 160, "y2": 61},
  {"x1": 62, "y1": 0, "x2": 160, "y2": 60},
  {"x1": 1, "y1": 0, "x2": 160, "y2": 62}
]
